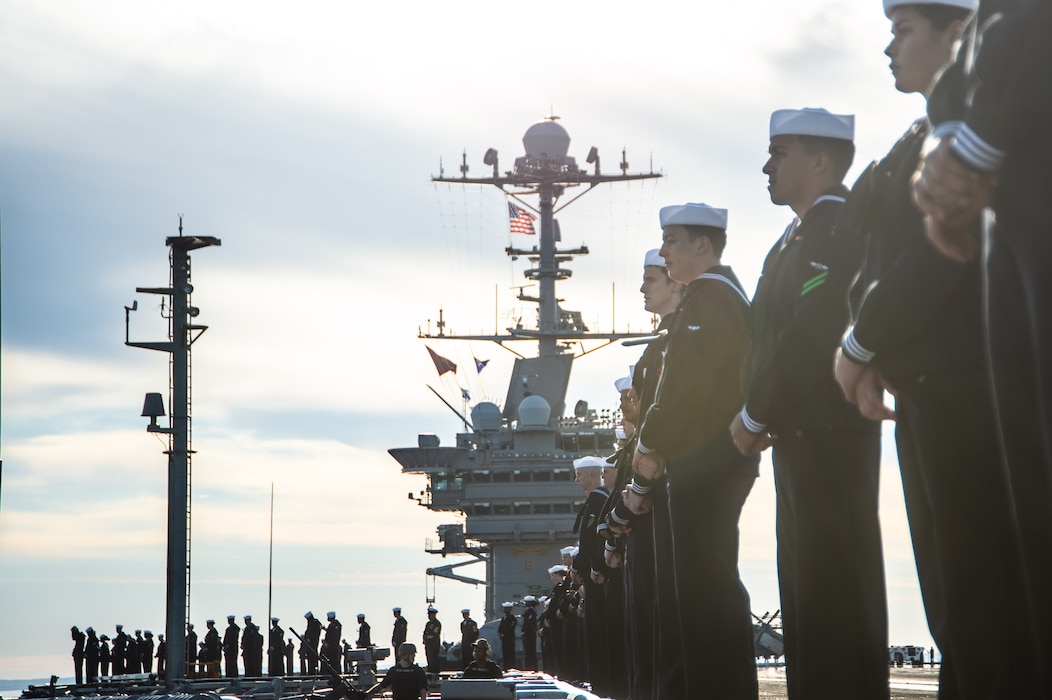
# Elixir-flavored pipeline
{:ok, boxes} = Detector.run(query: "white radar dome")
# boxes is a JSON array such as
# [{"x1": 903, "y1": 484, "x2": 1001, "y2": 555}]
[
  {"x1": 518, "y1": 395, "x2": 552, "y2": 427},
  {"x1": 523, "y1": 119, "x2": 570, "y2": 160}
]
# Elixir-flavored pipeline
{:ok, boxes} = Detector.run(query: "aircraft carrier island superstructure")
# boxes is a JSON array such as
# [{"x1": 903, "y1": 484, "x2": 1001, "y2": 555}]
[{"x1": 388, "y1": 117, "x2": 661, "y2": 621}]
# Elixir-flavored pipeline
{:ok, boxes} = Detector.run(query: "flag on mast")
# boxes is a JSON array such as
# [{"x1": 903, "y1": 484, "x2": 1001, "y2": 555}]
[
  {"x1": 474, "y1": 357, "x2": 489, "y2": 373},
  {"x1": 508, "y1": 202, "x2": 537, "y2": 235},
  {"x1": 426, "y1": 346, "x2": 457, "y2": 376}
]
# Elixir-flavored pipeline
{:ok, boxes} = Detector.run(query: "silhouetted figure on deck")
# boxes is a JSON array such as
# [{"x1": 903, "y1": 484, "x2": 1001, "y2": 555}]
[
  {"x1": 155, "y1": 634, "x2": 166, "y2": 679},
  {"x1": 284, "y1": 639, "x2": 294, "y2": 676},
  {"x1": 204, "y1": 619, "x2": 221, "y2": 672},
  {"x1": 303, "y1": 611, "x2": 322, "y2": 674},
  {"x1": 322, "y1": 611, "x2": 341, "y2": 671},
  {"x1": 269, "y1": 617, "x2": 285, "y2": 676},
  {"x1": 185, "y1": 623, "x2": 198, "y2": 675},
  {"x1": 141, "y1": 631, "x2": 155, "y2": 674},
  {"x1": 84, "y1": 627, "x2": 99, "y2": 683},
  {"x1": 223, "y1": 615, "x2": 240, "y2": 677},
  {"x1": 242, "y1": 616, "x2": 263, "y2": 676},
  {"x1": 71, "y1": 626, "x2": 86, "y2": 684},
  {"x1": 99, "y1": 635, "x2": 111, "y2": 677},
  {"x1": 111, "y1": 625, "x2": 128, "y2": 675}
]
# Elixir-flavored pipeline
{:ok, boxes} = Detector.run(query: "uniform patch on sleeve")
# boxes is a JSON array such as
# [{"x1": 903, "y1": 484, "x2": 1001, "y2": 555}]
[{"x1": 800, "y1": 270, "x2": 828, "y2": 297}]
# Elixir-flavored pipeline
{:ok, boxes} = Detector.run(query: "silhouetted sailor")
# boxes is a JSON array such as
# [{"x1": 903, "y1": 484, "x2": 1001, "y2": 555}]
[
  {"x1": 99, "y1": 635, "x2": 111, "y2": 678},
  {"x1": 242, "y1": 615, "x2": 263, "y2": 676},
  {"x1": 284, "y1": 639, "x2": 294, "y2": 676},
  {"x1": 356, "y1": 613, "x2": 371, "y2": 648},
  {"x1": 459, "y1": 609, "x2": 478, "y2": 669},
  {"x1": 112, "y1": 625, "x2": 128, "y2": 675},
  {"x1": 223, "y1": 615, "x2": 240, "y2": 677},
  {"x1": 204, "y1": 619, "x2": 221, "y2": 669},
  {"x1": 521, "y1": 597, "x2": 538, "y2": 671},
  {"x1": 141, "y1": 631, "x2": 155, "y2": 674},
  {"x1": 322, "y1": 611, "x2": 342, "y2": 670},
  {"x1": 303, "y1": 611, "x2": 321, "y2": 674},
  {"x1": 155, "y1": 634, "x2": 165, "y2": 679},
  {"x1": 391, "y1": 607, "x2": 407, "y2": 661},
  {"x1": 84, "y1": 627, "x2": 98, "y2": 683},
  {"x1": 269, "y1": 617, "x2": 285, "y2": 676},
  {"x1": 422, "y1": 606, "x2": 442, "y2": 673},
  {"x1": 185, "y1": 623, "x2": 198, "y2": 675},
  {"x1": 498, "y1": 602, "x2": 516, "y2": 670}
]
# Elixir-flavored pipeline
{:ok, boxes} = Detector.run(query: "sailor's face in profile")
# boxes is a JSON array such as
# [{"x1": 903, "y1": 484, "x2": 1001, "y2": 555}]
[
  {"x1": 763, "y1": 134, "x2": 810, "y2": 207},
  {"x1": 658, "y1": 225, "x2": 701, "y2": 284},
  {"x1": 640, "y1": 265, "x2": 676, "y2": 314},
  {"x1": 885, "y1": 7, "x2": 963, "y2": 96}
]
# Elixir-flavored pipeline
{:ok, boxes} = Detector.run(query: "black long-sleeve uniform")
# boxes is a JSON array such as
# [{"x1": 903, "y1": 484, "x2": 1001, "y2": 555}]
[
  {"x1": 748, "y1": 188, "x2": 887, "y2": 700},
  {"x1": 637, "y1": 266, "x2": 759, "y2": 700}
]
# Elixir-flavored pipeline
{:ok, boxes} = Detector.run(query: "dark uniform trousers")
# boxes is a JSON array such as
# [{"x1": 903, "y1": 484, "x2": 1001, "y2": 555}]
[
  {"x1": 773, "y1": 427, "x2": 886, "y2": 700},
  {"x1": 665, "y1": 442, "x2": 759, "y2": 700},
  {"x1": 894, "y1": 369, "x2": 1036, "y2": 698},
  {"x1": 650, "y1": 477, "x2": 685, "y2": 700},
  {"x1": 600, "y1": 570, "x2": 627, "y2": 700},
  {"x1": 624, "y1": 511, "x2": 656, "y2": 700}
]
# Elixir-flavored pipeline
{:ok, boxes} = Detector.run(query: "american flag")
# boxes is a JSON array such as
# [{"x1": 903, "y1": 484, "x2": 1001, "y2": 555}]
[{"x1": 508, "y1": 202, "x2": 537, "y2": 235}]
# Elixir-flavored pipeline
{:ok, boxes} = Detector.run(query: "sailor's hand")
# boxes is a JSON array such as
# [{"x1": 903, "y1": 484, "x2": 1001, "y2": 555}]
[
  {"x1": 913, "y1": 139, "x2": 996, "y2": 241},
  {"x1": 856, "y1": 366, "x2": 896, "y2": 422},
  {"x1": 632, "y1": 449, "x2": 665, "y2": 480},
  {"x1": 621, "y1": 486, "x2": 652, "y2": 516},
  {"x1": 604, "y1": 548, "x2": 622, "y2": 570},
  {"x1": 834, "y1": 348, "x2": 866, "y2": 405},
  {"x1": 729, "y1": 412, "x2": 774, "y2": 456},
  {"x1": 591, "y1": 570, "x2": 605, "y2": 585}
]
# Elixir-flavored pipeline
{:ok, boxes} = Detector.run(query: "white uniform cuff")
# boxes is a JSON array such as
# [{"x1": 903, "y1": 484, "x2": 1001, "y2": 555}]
[
  {"x1": 740, "y1": 406, "x2": 766, "y2": 435},
  {"x1": 842, "y1": 327, "x2": 876, "y2": 364}
]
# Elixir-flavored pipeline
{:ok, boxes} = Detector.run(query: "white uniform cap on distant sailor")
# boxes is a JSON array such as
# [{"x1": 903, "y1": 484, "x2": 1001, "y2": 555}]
[
  {"x1": 271, "y1": 617, "x2": 279, "y2": 622},
  {"x1": 560, "y1": 545, "x2": 575, "y2": 556},
  {"x1": 461, "y1": 609, "x2": 471, "y2": 614},
  {"x1": 502, "y1": 602, "x2": 513, "y2": 608},
  {"x1": 570, "y1": 546, "x2": 579, "y2": 556},
  {"x1": 883, "y1": 0, "x2": 976, "y2": 17},
  {"x1": 770, "y1": 108, "x2": 854, "y2": 141},
  {"x1": 327, "y1": 611, "x2": 336, "y2": 619},
  {"x1": 187, "y1": 623, "x2": 194, "y2": 629},
  {"x1": 574, "y1": 456, "x2": 606, "y2": 470},
  {"x1": 86, "y1": 627, "x2": 94, "y2": 633},
  {"x1": 392, "y1": 607, "x2": 401, "y2": 613},
  {"x1": 228, "y1": 615, "x2": 236, "y2": 621},
  {"x1": 644, "y1": 248, "x2": 666, "y2": 268},
  {"x1": 659, "y1": 203, "x2": 728, "y2": 230},
  {"x1": 206, "y1": 619, "x2": 214, "y2": 624},
  {"x1": 615, "y1": 375, "x2": 632, "y2": 393},
  {"x1": 245, "y1": 615, "x2": 252, "y2": 621},
  {"x1": 548, "y1": 564, "x2": 567, "y2": 574},
  {"x1": 427, "y1": 606, "x2": 437, "y2": 613},
  {"x1": 524, "y1": 596, "x2": 536, "y2": 603},
  {"x1": 305, "y1": 611, "x2": 313, "y2": 618},
  {"x1": 145, "y1": 630, "x2": 152, "y2": 636},
  {"x1": 357, "y1": 613, "x2": 365, "y2": 619}
]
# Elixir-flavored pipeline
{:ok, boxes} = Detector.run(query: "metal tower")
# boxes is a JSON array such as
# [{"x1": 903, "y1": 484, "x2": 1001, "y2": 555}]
[{"x1": 126, "y1": 223, "x2": 220, "y2": 685}]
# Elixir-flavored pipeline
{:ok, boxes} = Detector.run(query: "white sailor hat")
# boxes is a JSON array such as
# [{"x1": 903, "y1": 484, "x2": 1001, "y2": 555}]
[
  {"x1": 187, "y1": 623, "x2": 194, "y2": 629},
  {"x1": 570, "y1": 546, "x2": 579, "y2": 556},
  {"x1": 501, "y1": 601, "x2": 513, "y2": 608},
  {"x1": 86, "y1": 627, "x2": 94, "y2": 633},
  {"x1": 392, "y1": 607, "x2": 401, "y2": 613},
  {"x1": 614, "y1": 375, "x2": 632, "y2": 393},
  {"x1": 271, "y1": 616, "x2": 279, "y2": 622},
  {"x1": 573, "y1": 456, "x2": 606, "y2": 470},
  {"x1": 524, "y1": 596, "x2": 537, "y2": 603},
  {"x1": 644, "y1": 248, "x2": 666, "y2": 268},
  {"x1": 228, "y1": 614, "x2": 236, "y2": 620},
  {"x1": 327, "y1": 611, "x2": 337, "y2": 618},
  {"x1": 244, "y1": 615, "x2": 252, "y2": 621},
  {"x1": 548, "y1": 564, "x2": 567, "y2": 574},
  {"x1": 461, "y1": 609, "x2": 471, "y2": 614},
  {"x1": 116, "y1": 624, "x2": 123, "y2": 629},
  {"x1": 659, "y1": 203, "x2": 728, "y2": 230},
  {"x1": 427, "y1": 606, "x2": 437, "y2": 613},
  {"x1": 357, "y1": 613, "x2": 365, "y2": 619},
  {"x1": 560, "y1": 545, "x2": 575, "y2": 556},
  {"x1": 206, "y1": 619, "x2": 214, "y2": 624},
  {"x1": 144, "y1": 630, "x2": 153, "y2": 636},
  {"x1": 770, "y1": 108, "x2": 854, "y2": 141},
  {"x1": 883, "y1": 0, "x2": 976, "y2": 16}
]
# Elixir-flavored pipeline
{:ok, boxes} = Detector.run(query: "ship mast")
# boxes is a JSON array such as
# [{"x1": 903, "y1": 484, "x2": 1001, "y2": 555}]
[{"x1": 126, "y1": 222, "x2": 220, "y2": 686}]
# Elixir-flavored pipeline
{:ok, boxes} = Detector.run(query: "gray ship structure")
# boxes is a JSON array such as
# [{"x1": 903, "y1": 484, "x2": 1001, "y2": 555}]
[{"x1": 388, "y1": 117, "x2": 661, "y2": 621}]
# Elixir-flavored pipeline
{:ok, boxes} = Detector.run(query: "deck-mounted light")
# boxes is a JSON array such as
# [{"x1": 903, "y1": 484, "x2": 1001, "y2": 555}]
[{"x1": 142, "y1": 392, "x2": 170, "y2": 433}]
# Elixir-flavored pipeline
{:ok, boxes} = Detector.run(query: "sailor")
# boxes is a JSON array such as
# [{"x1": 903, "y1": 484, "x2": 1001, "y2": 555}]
[
  {"x1": 422, "y1": 606, "x2": 442, "y2": 673},
  {"x1": 99, "y1": 634, "x2": 111, "y2": 678},
  {"x1": 71, "y1": 626, "x2": 85, "y2": 684},
  {"x1": 268, "y1": 617, "x2": 285, "y2": 676},
  {"x1": 223, "y1": 614, "x2": 240, "y2": 677},
  {"x1": 373, "y1": 643, "x2": 428, "y2": 700},
  {"x1": 391, "y1": 607, "x2": 407, "y2": 662},
  {"x1": 185, "y1": 623, "x2": 198, "y2": 676},
  {"x1": 303, "y1": 610, "x2": 322, "y2": 674},
  {"x1": 242, "y1": 615, "x2": 263, "y2": 677},
  {"x1": 573, "y1": 455, "x2": 611, "y2": 693},
  {"x1": 204, "y1": 619, "x2": 221, "y2": 670},
  {"x1": 911, "y1": 1, "x2": 1052, "y2": 689},
  {"x1": 155, "y1": 633, "x2": 165, "y2": 679},
  {"x1": 141, "y1": 630, "x2": 155, "y2": 675},
  {"x1": 84, "y1": 627, "x2": 99, "y2": 683},
  {"x1": 543, "y1": 565, "x2": 567, "y2": 676},
  {"x1": 322, "y1": 610, "x2": 342, "y2": 671},
  {"x1": 284, "y1": 639, "x2": 294, "y2": 676},
  {"x1": 125, "y1": 630, "x2": 139, "y2": 675},
  {"x1": 832, "y1": 1, "x2": 1038, "y2": 695},
  {"x1": 520, "y1": 596, "x2": 539, "y2": 671},
  {"x1": 726, "y1": 107, "x2": 887, "y2": 699},
  {"x1": 461, "y1": 638, "x2": 503, "y2": 679},
  {"x1": 497, "y1": 602, "x2": 517, "y2": 670},
  {"x1": 112, "y1": 624, "x2": 128, "y2": 675},
  {"x1": 355, "y1": 613, "x2": 371, "y2": 648},
  {"x1": 629, "y1": 202, "x2": 758, "y2": 699},
  {"x1": 459, "y1": 609, "x2": 479, "y2": 669}
]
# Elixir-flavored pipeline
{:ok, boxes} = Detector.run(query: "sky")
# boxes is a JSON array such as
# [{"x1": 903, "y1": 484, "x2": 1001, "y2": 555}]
[{"x1": 0, "y1": 0, "x2": 941, "y2": 681}]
